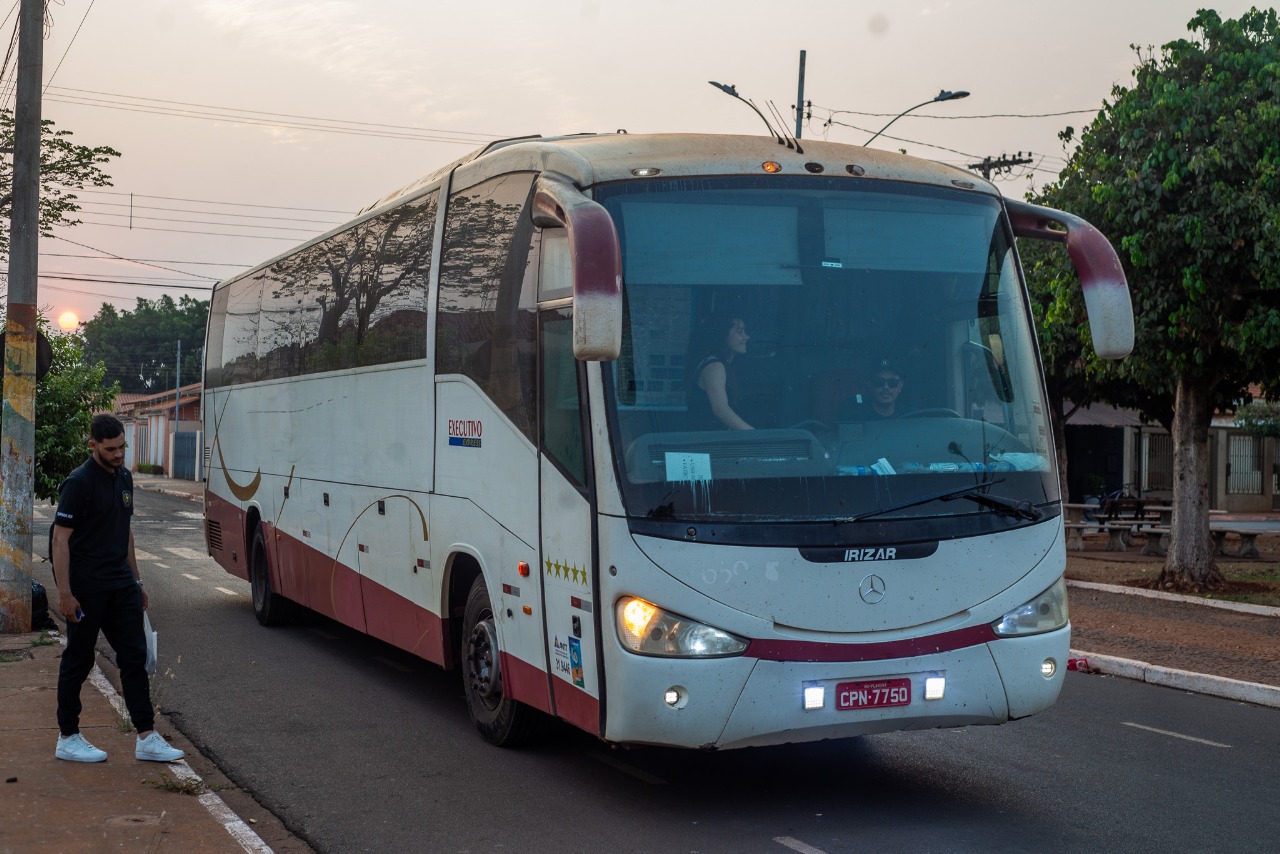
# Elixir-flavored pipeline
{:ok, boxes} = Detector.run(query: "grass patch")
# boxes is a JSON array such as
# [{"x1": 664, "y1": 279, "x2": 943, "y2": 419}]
[
  {"x1": 113, "y1": 658, "x2": 180, "y2": 732},
  {"x1": 31, "y1": 631, "x2": 54, "y2": 647},
  {"x1": 0, "y1": 650, "x2": 33, "y2": 663},
  {"x1": 143, "y1": 774, "x2": 226, "y2": 796},
  {"x1": 1067, "y1": 552, "x2": 1280, "y2": 607}
]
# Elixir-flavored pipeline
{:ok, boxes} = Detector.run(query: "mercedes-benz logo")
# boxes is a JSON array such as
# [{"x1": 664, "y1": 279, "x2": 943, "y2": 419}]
[{"x1": 859, "y1": 574, "x2": 886, "y2": 604}]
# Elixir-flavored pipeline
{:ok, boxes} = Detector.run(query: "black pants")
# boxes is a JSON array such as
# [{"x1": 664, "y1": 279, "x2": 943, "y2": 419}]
[{"x1": 57, "y1": 583, "x2": 153, "y2": 736}]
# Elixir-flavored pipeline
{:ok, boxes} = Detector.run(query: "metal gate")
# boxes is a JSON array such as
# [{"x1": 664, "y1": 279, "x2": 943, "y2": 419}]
[{"x1": 172, "y1": 431, "x2": 198, "y2": 480}]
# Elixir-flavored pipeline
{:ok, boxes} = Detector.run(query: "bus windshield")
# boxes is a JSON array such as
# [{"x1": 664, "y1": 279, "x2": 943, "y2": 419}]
[{"x1": 597, "y1": 175, "x2": 1058, "y2": 532}]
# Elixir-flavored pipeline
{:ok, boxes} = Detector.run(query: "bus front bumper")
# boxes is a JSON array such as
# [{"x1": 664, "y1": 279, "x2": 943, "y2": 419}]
[{"x1": 602, "y1": 626, "x2": 1069, "y2": 750}]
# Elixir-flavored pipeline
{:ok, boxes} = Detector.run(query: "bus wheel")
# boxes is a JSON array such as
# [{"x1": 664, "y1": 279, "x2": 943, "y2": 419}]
[
  {"x1": 462, "y1": 576, "x2": 547, "y2": 746},
  {"x1": 250, "y1": 524, "x2": 294, "y2": 627}
]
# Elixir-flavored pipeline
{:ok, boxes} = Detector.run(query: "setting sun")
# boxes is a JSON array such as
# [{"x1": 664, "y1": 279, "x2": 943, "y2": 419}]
[{"x1": 57, "y1": 310, "x2": 79, "y2": 330}]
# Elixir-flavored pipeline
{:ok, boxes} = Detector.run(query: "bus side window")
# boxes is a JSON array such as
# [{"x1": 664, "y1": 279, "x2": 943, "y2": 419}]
[
  {"x1": 541, "y1": 309, "x2": 587, "y2": 487},
  {"x1": 438, "y1": 173, "x2": 539, "y2": 440}
]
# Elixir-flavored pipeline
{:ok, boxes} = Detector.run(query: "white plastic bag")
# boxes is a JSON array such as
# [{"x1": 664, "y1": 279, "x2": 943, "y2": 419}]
[{"x1": 143, "y1": 611, "x2": 158, "y2": 675}]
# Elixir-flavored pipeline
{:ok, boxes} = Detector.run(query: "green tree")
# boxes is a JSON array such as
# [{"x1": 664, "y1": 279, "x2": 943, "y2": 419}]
[
  {"x1": 1030, "y1": 9, "x2": 1280, "y2": 590},
  {"x1": 81, "y1": 295, "x2": 209, "y2": 393},
  {"x1": 0, "y1": 110, "x2": 119, "y2": 255},
  {"x1": 1235, "y1": 399, "x2": 1280, "y2": 437}
]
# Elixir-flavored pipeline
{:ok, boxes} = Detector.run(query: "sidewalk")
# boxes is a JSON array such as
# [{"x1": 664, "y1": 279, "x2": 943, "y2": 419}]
[{"x1": 0, "y1": 631, "x2": 270, "y2": 854}]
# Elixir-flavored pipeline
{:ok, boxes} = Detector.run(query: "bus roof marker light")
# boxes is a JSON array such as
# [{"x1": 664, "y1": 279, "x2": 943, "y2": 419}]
[
  {"x1": 846, "y1": 164, "x2": 865, "y2": 176},
  {"x1": 631, "y1": 167, "x2": 662, "y2": 177},
  {"x1": 803, "y1": 684, "x2": 825, "y2": 711},
  {"x1": 762, "y1": 161, "x2": 782, "y2": 174}
]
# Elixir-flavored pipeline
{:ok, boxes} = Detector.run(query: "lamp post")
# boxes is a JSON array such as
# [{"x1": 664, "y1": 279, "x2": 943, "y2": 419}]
[
  {"x1": 708, "y1": 81, "x2": 784, "y2": 143},
  {"x1": 865, "y1": 89, "x2": 969, "y2": 146}
]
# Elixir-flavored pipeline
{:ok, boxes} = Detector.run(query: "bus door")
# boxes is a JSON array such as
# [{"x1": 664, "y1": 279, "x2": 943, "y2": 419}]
[{"x1": 538, "y1": 306, "x2": 602, "y2": 735}]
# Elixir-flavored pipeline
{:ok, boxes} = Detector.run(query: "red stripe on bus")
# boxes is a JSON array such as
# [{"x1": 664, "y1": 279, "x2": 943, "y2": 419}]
[
  {"x1": 745, "y1": 624, "x2": 998, "y2": 663},
  {"x1": 551, "y1": 673, "x2": 601, "y2": 735}
]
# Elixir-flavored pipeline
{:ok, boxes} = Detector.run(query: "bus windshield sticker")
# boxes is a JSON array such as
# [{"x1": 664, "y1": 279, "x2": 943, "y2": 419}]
[{"x1": 665, "y1": 452, "x2": 712, "y2": 483}]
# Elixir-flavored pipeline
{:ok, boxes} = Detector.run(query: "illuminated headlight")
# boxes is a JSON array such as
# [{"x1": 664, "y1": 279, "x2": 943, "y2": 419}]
[
  {"x1": 991, "y1": 577, "x2": 1069, "y2": 637},
  {"x1": 616, "y1": 597, "x2": 748, "y2": 657}
]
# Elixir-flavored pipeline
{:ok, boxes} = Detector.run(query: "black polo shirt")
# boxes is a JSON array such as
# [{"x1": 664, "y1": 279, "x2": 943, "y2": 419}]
[{"x1": 54, "y1": 456, "x2": 135, "y2": 593}]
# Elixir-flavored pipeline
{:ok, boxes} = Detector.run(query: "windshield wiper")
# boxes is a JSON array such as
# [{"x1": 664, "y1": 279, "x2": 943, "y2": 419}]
[
  {"x1": 950, "y1": 489, "x2": 1044, "y2": 521},
  {"x1": 848, "y1": 479, "x2": 1042, "y2": 522}
]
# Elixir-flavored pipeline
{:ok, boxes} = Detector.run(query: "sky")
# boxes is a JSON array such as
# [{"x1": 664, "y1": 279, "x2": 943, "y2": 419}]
[{"x1": 2, "y1": 0, "x2": 1269, "y2": 333}]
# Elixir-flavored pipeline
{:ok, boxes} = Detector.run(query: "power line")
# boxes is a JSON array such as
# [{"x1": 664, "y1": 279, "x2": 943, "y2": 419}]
[
  {"x1": 50, "y1": 234, "x2": 222, "y2": 279},
  {"x1": 816, "y1": 116, "x2": 981, "y2": 160},
  {"x1": 42, "y1": 252, "x2": 253, "y2": 267},
  {"x1": 75, "y1": 198, "x2": 345, "y2": 227},
  {"x1": 44, "y1": 85, "x2": 503, "y2": 145},
  {"x1": 66, "y1": 219, "x2": 308, "y2": 241},
  {"x1": 43, "y1": 0, "x2": 95, "y2": 92},
  {"x1": 811, "y1": 103, "x2": 1096, "y2": 121},
  {"x1": 37, "y1": 273, "x2": 212, "y2": 290},
  {"x1": 65, "y1": 187, "x2": 356, "y2": 215},
  {"x1": 76, "y1": 209, "x2": 326, "y2": 234}
]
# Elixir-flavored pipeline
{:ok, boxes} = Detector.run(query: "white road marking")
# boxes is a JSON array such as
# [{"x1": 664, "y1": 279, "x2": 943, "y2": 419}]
[
  {"x1": 1122, "y1": 722, "x2": 1231, "y2": 748},
  {"x1": 166, "y1": 547, "x2": 209, "y2": 560},
  {"x1": 590, "y1": 751, "x2": 666, "y2": 784},
  {"x1": 374, "y1": 656, "x2": 413, "y2": 673},
  {"x1": 177, "y1": 511, "x2": 205, "y2": 520},
  {"x1": 214, "y1": 587, "x2": 239, "y2": 597},
  {"x1": 775, "y1": 837, "x2": 829, "y2": 854},
  {"x1": 183, "y1": 573, "x2": 202, "y2": 581},
  {"x1": 172, "y1": 526, "x2": 198, "y2": 531},
  {"x1": 135, "y1": 550, "x2": 158, "y2": 561},
  {"x1": 155, "y1": 563, "x2": 170, "y2": 569}
]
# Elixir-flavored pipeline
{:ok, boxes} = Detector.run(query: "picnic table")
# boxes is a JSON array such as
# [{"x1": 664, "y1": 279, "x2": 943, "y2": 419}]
[
  {"x1": 1062, "y1": 502, "x2": 1258, "y2": 557},
  {"x1": 1061, "y1": 499, "x2": 1169, "y2": 552}
]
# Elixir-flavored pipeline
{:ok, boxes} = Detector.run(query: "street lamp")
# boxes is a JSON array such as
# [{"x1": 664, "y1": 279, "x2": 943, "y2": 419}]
[
  {"x1": 865, "y1": 89, "x2": 970, "y2": 146},
  {"x1": 708, "y1": 81, "x2": 785, "y2": 144}
]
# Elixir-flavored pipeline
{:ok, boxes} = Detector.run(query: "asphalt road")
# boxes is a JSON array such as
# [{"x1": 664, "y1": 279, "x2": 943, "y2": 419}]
[{"x1": 36, "y1": 488, "x2": 1280, "y2": 854}]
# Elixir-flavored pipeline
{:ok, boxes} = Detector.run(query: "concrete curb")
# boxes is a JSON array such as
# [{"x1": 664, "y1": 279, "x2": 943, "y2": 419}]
[
  {"x1": 152, "y1": 487, "x2": 202, "y2": 502},
  {"x1": 1067, "y1": 579, "x2": 1280, "y2": 618},
  {"x1": 1070, "y1": 648, "x2": 1280, "y2": 709}
]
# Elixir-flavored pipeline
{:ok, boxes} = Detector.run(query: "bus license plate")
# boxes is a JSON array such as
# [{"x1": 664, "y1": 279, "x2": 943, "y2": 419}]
[{"x1": 835, "y1": 678, "x2": 911, "y2": 710}]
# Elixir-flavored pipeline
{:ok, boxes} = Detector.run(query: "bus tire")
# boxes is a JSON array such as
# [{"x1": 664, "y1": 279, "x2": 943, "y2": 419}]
[
  {"x1": 250, "y1": 524, "x2": 294, "y2": 627},
  {"x1": 462, "y1": 575, "x2": 547, "y2": 747}
]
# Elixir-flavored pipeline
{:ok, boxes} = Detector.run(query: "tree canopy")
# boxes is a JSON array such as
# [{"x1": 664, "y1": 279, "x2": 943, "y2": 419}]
[
  {"x1": 0, "y1": 110, "x2": 119, "y2": 257},
  {"x1": 81, "y1": 295, "x2": 209, "y2": 393},
  {"x1": 1029, "y1": 8, "x2": 1280, "y2": 588}
]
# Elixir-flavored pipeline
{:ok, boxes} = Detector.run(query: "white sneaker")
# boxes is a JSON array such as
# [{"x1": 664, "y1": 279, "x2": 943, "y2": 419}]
[
  {"x1": 56, "y1": 733, "x2": 108, "y2": 762},
  {"x1": 135, "y1": 731, "x2": 185, "y2": 762}
]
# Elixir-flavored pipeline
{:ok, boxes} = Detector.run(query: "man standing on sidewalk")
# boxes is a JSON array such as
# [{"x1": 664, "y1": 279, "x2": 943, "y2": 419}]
[{"x1": 50, "y1": 414, "x2": 184, "y2": 764}]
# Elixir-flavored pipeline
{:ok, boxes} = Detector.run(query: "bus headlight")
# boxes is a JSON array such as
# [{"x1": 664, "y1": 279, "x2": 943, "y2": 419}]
[
  {"x1": 616, "y1": 596, "x2": 748, "y2": 657},
  {"x1": 991, "y1": 577, "x2": 1069, "y2": 637}
]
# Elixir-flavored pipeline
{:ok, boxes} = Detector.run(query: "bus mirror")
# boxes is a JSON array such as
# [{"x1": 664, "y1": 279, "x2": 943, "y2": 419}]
[
  {"x1": 533, "y1": 175, "x2": 623, "y2": 361},
  {"x1": 1005, "y1": 198, "x2": 1134, "y2": 360}
]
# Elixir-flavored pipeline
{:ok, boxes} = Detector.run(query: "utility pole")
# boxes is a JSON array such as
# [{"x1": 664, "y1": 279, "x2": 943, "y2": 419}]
[
  {"x1": 967, "y1": 152, "x2": 1033, "y2": 181},
  {"x1": 0, "y1": 0, "x2": 45, "y2": 633},
  {"x1": 174, "y1": 339, "x2": 181, "y2": 429},
  {"x1": 794, "y1": 50, "x2": 806, "y2": 139}
]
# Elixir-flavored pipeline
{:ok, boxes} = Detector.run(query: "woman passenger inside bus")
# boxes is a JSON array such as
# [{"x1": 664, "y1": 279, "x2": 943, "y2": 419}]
[{"x1": 687, "y1": 313, "x2": 754, "y2": 430}]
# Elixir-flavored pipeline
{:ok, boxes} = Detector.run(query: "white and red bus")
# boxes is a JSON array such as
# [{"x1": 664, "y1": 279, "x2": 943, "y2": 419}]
[{"x1": 202, "y1": 133, "x2": 1132, "y2": 749}]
